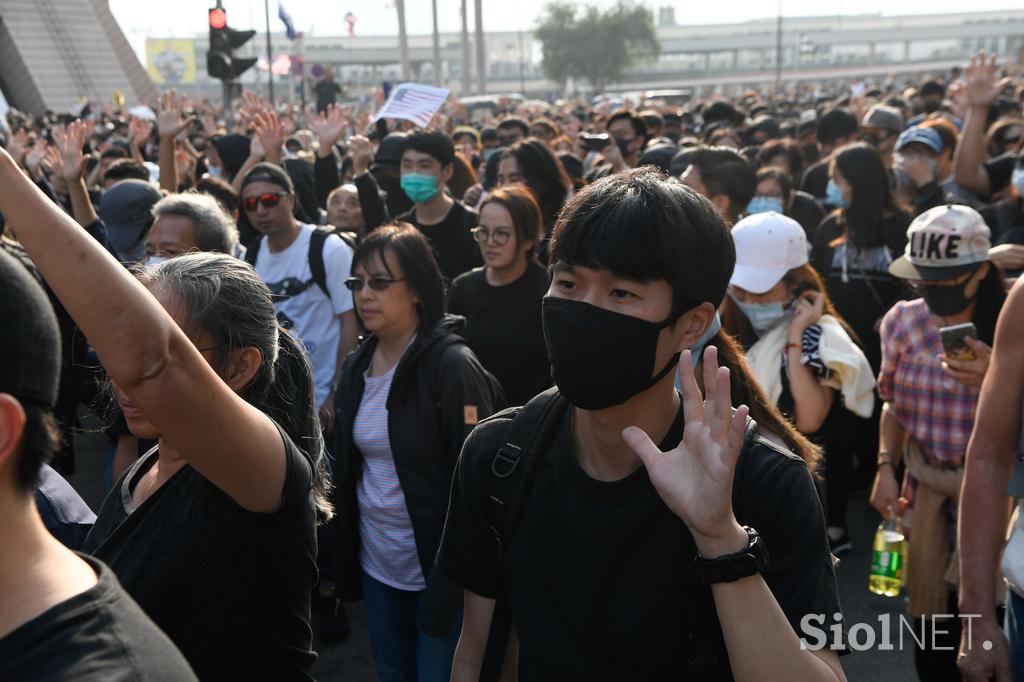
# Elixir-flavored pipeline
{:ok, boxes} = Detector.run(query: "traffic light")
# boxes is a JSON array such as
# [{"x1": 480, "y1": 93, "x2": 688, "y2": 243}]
[{"x1": 207, "y1": 6, "x2": 257, "y2": 81}]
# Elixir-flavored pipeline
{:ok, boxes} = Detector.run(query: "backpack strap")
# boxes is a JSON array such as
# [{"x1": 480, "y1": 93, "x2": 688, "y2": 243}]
[
  {"x1": 480, "y1": 387, "x2": 567, "y2": 682},
  {"x1": 308, "y1": 227, "x2": 333, "y2": 300},
  {"x1": 244, "y1": 236, "x2": 261, "y2": 267}
]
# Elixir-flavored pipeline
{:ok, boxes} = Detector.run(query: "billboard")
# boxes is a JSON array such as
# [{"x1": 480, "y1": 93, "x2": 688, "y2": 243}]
[{"x1": 146, "y1": 39, "x2": 197, "y2": 85}]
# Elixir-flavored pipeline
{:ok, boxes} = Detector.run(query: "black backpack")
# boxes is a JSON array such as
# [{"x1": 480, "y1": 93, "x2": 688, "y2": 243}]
[
  {"x1": 479, "y1": 388, "x2": 758, "y2": 680},
  {"x1": 245, "y1": 226, "x2": 356, "y2": 299}
]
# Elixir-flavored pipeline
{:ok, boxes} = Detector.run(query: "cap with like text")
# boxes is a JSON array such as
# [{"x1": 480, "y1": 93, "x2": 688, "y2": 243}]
[
  {"x1": 888, "y1": 204, "x2": 991, "y2": 281},
  {"x1": 729, "y1": 212, "x2": 808, "y2": 294}
]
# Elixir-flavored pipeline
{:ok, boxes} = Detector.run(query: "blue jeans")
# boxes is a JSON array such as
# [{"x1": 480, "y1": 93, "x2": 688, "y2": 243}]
[
  {"x1": 361, "y1": 572, "x2": 462, "y2": 682},
  {"x1": 1007, "y1": 590, "x2": 1024, "y2": 678}
]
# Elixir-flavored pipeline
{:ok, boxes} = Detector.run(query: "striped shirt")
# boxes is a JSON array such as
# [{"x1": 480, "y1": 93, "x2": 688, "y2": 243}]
[
  {"x1": 354, "y1": 360, "x2": 425, "y2": 591},
  {"x1": 878, "y1": 298, "x2": 979, "y2": 470}
]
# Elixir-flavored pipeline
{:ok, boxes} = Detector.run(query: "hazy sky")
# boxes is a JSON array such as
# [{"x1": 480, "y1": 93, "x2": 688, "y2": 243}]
[{"x1": 110, "y1": 0, "x2": 1023, "y2": 57}]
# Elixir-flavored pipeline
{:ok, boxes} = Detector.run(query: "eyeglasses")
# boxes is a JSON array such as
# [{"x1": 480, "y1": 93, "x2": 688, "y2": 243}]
[
  {"x1": 471, "y1": 227, "x2": 513, "y2": 246},
  {"x1": 243, "y1": 191, "x2": 289, "y2": 212},
  {"x1": 344, "y1": 276, "x2": 406, "y2": 292}
]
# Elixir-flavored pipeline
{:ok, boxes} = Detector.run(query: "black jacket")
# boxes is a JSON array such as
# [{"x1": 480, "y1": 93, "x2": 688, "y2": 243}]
[{"x1": 332, "y1": 316, "x2": 504, "y2": 613}]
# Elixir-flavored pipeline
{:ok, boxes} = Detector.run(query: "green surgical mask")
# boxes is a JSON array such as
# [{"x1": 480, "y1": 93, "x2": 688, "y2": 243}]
[{"x1": 400, "y1": 172, "x2": 439, "y2": 203}]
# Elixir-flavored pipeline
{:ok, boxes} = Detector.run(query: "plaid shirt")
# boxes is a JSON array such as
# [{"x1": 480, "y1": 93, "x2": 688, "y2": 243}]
[{"x1": 878, "y1": 298, "x2": 979, "y2": 469}]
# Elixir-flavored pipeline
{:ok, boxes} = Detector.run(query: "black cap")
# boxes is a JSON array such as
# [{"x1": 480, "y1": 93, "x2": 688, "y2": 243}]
[
  {"x1": 0, "y1": 248, "x2": 60, "y2": 408},
  {"x1": 373, "y1": 133, "x2": 408, "y2": 169}
]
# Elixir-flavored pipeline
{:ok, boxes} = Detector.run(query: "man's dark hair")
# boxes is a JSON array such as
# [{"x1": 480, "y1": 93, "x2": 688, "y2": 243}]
[
  {"x1": 816, "y1": 108, "x2": 859, "y2": 145},
  {"x1": 103, "y1": 158, "x2": 150, "y2": 184},
  {"x1": 17, "y1": 405, "x2": 60, "y2": 492},
  {"x1": 353, "y1": 222, "x2": 446, "y2": 329},
  {"x1": 687, "y1": 146, "x2": 757, "y2": 223},
  {"x1": 607, "y1": 111, "x2": 648, "y2": 142},
  {"x1": 100, "y1": 147, "x2": 130, "y2": 162},
  {"x1": 755, "y1": 138, "x2": 805, "y2": 178},
  {"x1": 702, "y1": 100, "x2": 744, "y2": 127},
  {"x1": 496, "y1": 117, "x2": 529, "y2": 137},
  {"x1": 401, "y1": 130, "x2": 455, "y2": 167},
  {"x1": 920, "y1": 80, "x2": 946, "y2": 99},
  {"x1": 195, "y1": 175, "x2": 240, "y2": 215},
  {"x1": 550, "y1": 168, "x2": 735, "y2": 319}
]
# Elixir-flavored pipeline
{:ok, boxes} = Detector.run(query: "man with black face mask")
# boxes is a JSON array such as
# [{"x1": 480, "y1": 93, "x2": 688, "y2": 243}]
[{"x1": 438, "y1": 169, "x2": 846, "y2": 682}]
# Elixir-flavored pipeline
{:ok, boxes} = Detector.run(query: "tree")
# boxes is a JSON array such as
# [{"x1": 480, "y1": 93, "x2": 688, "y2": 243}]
[{"x1": 535, "y1": 1, "x2": 660, "y2": 96}]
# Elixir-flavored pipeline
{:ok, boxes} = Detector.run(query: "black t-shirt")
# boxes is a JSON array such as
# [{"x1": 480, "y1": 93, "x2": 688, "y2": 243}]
[
  {"x1": 314, "y1": 80, "x2": 342, "y2": 112},
  {"x1": 438, "y1": 401, "x2": 842, "y2": 680},
  {"x1": 0, "y1": 554, "x2": 197, "y2": 681},
  {"x1": 398, "y1": 200, "x2": 481, "y2": 282},
  {"x1": 787, "y1": 190, "x2": 825, "y2": 243},
  {"x1": 82, "y1": 426, "x2": 318, "y2": 681},
  {"x1": 984, "y1": 151, "x2": 1019, "y2": 196},
  {"x1": 799, "y1": 159, "x2": 830, "y2": 200},
  {"x1": 810, "y1": 211, "x2": 911, "y2": 374},
  {"x1": 448, "y1": 262, "x2": 551, "y2": 406}
]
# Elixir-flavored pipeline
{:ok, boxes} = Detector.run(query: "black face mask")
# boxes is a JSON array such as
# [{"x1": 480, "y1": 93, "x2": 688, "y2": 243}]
[
  {"x1": 614, "y1": 136, "x2": 634, "y2": 159},
  {"x1": 542, "y1": 297, "x2": 681, "y2": 411},
  {"x1": 920, "y1": 272, "x2": 977, "y2": 317}
]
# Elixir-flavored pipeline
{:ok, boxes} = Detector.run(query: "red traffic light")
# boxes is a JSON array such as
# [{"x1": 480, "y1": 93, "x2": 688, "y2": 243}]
[{"x1": 209, "y1": 8, "x2": 227, "y2": 29}]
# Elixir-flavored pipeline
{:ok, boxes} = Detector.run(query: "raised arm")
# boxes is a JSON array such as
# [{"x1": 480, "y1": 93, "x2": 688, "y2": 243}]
[
  {"x1": 53, "y1": 122, "x2": 98, "y2": 228},
  {"x1": 0, "y1": 143, "x2": 286, "y2": 514},
  {"x1": 156, "y1": 90, "x2": 196, "y2": 193},
  {"x1": 954, "y1": 52, "x2": 1011, "y2": 196},
  {"x1": 957, "y1": 279, "x2": 1024, "y2": 682}
]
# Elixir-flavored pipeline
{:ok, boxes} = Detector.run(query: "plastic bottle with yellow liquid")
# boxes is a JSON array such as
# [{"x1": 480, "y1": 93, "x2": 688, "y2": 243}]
[{"x1": 869, "y1": 510, "x2": 906, "y2": 597}]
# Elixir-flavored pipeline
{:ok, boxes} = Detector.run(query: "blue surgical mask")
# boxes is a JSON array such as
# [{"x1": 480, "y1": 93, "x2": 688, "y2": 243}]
[
  {"x1": 826, "y1": 179, "x2": 850, "y2": 208},
  {"x1": 482, "y1": 147, "x2": 502, "y2": 162},
  {"x1": 746, "y1": 196, "x2": 785, "y2": 215},
  {"x1": 1012, "y1": 167, "x2": 1024, "y2": 196},
  {"x1": 730, "y1": 293, "x2": 789, "y2": 336},
  {"x1": 400, "y1": 172, "x2": 440, "y2": 203},
  {"x1": 207, "y1": 165, "x2": 223, "y2": 179}
]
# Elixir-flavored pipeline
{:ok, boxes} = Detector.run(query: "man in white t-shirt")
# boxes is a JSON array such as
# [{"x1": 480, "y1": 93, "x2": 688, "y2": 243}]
[{"x1": 241, "y1": 163, "x2": 358, "y2": 431}]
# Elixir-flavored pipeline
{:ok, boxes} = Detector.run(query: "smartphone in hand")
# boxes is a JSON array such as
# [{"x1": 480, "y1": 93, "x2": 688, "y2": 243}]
[{"x1": 939, "y1": 322, "x2": 978, "y2": 362}]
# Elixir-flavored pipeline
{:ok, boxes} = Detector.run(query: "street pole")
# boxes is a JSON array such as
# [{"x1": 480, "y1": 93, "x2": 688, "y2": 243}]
[
  {"x1": 775, "y1": 0, "x2": 783, "y2": 89},
  {"x1": 474, "y1": 0, "x2": 485, "y2": 94},
  {"x1": 460, "y1": 0, "x2": 471, "y2": 95},
  {"x1": 264, "y1": 0, "x2": 274, "y2": 102},
  {"x1": 431, "y1": 0, "x2": 442, "y2": 87},
  {"x1": 396, "y1": 0, "x2": 411, "y2": 81}
]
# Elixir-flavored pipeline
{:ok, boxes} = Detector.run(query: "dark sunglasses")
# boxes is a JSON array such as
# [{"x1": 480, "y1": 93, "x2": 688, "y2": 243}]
[
  {"x1": 344, "y1": 276, "x2": 406, "y2": 292},
  {"x1": 243, "y1": 191, "x2": 288, "y2": 212}
]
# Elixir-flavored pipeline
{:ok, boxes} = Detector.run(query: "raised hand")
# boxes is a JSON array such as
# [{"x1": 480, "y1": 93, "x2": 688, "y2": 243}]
[
  {"x1": 306, "y1": 104, "x2": 349, "y2": 155},
  {"x1": 156, "y1": 90, "x2": 196, "y2": 139},
  {"x1": 43, "y1": 145, "x2": 69, "y2": 196},
  {"x1": 622, "y1": 346, "x2": 751, "y2": 555},
  {"x1": 53, "y1": 120, "x2": 90, "y2": 183},
  {"x1": 963, "y1": 51, "x2": 1012, "y2": 110},
  {"x1": 23, "y1": 138, "x2": 49, "y2": 177},
  {"x1": 6, "y1": 128, "x2": 31, "y2": 165},
  {"x1": 239, "y1": 90, "x2": 270, "y2": 125},
  {"x1": 251, "y1": 111, "x2": 284, "y2": 163},
  {"x1": 129, "y1": 116, "x2": 153, "y2": 147},
  {"x1": 347, "y1": 135, "x2": 374, "y2": 175}
]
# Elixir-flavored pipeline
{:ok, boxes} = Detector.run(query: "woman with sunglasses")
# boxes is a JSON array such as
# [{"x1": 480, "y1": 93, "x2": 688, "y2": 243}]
[
  {"x1": 332, "y1": 223, "x2": 503, "y2": 682},
  {"x1": 448, "y1": 185, "x2": 552, "y2": 406},
  {"x1": 0, "y1": 140, "x2": 331, "y2": 679}
]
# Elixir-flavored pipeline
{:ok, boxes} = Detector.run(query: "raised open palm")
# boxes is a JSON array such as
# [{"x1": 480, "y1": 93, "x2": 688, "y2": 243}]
[
  {"x1": 963, "y1": 51, "x2": 1011, "y2": 109},
  {"x1": 622, "y1": 346, "x2": 750, "y2": 545},
  {"x1": 156, "y1": 90, "x2": 195, "y2": 139}
]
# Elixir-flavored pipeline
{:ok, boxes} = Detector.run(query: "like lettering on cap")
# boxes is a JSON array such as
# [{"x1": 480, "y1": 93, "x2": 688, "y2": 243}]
[
  {"x1": 888, "y1": 204, "x2": 992, "y2": 282},
  {"x1": 729, "y1": 212, "x2": 808, "y2": 294}
]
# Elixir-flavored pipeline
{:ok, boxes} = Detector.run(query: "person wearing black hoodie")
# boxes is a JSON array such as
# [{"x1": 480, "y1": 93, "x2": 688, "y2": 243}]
[{"x1": 332, "y1": 223, "x2": 503, "y2": 682}]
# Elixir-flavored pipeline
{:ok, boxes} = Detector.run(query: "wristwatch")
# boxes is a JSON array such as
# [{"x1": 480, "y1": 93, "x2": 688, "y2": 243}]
[{"x1": 694, "y1": 526, "x2": 770, "y2": 585}]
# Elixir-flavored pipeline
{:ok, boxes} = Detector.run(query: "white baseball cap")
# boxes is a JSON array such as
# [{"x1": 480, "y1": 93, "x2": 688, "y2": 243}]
[
  {"x1": 729, "y1": 212, "x2": 808, "y2": 294},
  {"x1": 889, "y1": 204, "x2": 992, "y2": 281}
]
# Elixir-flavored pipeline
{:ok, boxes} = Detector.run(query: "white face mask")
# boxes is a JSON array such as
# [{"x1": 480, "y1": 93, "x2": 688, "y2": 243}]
[
  {"x1": 144, "y1": 255, "x2": 167, "y2": 268},
  {"x1": 1012, "y1": 167, "x2": 1024, "y2": 197}
]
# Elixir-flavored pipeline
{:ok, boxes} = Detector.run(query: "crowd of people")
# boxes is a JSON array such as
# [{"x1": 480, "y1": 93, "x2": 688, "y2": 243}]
[{"x1": 1, "y1": 49, "x2": 1024, "y2": 681}]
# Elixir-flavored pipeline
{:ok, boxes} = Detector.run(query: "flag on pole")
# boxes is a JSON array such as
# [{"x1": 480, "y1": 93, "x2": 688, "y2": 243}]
[
  {"x1": 373, "y1": 83, "x2": 449, "y2": 128},
  {"x1": 278, "y1": 3, "x2": 298, "y2": 41},
  {"x1": 344, "y1": 11, "x2": 357, "y2": 37}
]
